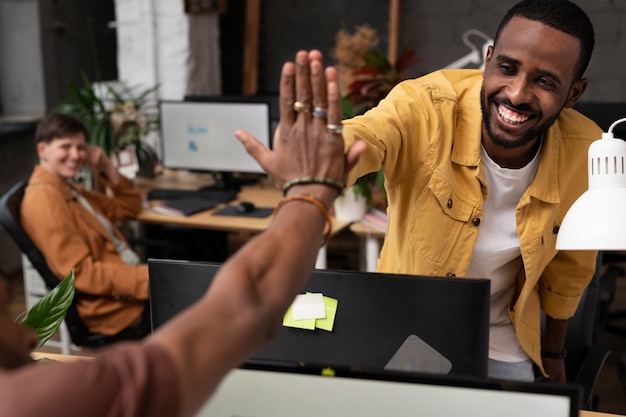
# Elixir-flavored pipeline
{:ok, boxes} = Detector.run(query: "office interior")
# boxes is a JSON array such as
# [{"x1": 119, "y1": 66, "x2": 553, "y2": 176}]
[{"x1": 2, "y1": 0, "x2": 626, "y2": 415}]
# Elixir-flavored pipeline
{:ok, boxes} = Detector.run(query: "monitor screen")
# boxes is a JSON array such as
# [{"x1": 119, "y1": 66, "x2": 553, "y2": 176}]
[
  {"x1": 148, "y1": 259, "x2": 491, "y2": 378},
  {"x1": 159, "y1": 99, "x2": 271, "y2": 174},
  {"x1": 195, "y1": 362, "x2": 579, "y2": 417}
]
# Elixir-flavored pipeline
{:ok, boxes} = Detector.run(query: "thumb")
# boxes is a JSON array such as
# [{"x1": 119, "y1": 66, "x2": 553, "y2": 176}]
[
  {"x1": 234, "y1": 130, "x2": 273, "y2": 171},
  {"x1": 344, "y1": 140, "x2": 367, "y2": 174}
]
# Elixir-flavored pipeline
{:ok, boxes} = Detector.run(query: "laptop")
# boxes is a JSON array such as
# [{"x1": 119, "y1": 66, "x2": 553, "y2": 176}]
[
  {"x1": 195, "y1": 361, "x2": 580, "y2": 417},
  {"x1": 148, "y1": 259, "x2": 491, "y2": 378}
]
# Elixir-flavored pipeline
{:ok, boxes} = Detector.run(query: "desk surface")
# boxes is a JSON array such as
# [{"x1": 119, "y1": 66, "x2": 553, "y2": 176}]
[
  {"x1": 135, "y1": 170, "x2": 350, "y2": 234},
  {"x1": 350, "y1": 220, "x2": 386, "y2": 238}
]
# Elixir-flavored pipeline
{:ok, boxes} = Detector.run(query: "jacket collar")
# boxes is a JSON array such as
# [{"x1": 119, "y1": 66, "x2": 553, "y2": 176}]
[
  {"x1": 30, "y1": 165, "x2": 83, "y2": 201},
  {"x1": 449, "y1": 79, "x2": 560, "y2": 204}
]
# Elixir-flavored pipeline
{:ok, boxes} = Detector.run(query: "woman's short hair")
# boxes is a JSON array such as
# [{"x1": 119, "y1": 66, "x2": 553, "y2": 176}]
[{"x1": 35, "y1": 113, "x2": 89, "y2": 145}]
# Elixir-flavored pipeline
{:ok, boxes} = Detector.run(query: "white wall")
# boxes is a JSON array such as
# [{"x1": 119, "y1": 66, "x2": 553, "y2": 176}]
[
  {"x1": 113, "y1": 0, "x2": 189, "y2": 100},
  {"x1": 0, "y1": 0, "x2": 45, "y2": 121}
]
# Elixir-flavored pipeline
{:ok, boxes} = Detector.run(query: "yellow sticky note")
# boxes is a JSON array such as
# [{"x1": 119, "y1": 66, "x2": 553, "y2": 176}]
[
  {"x1": 282, "y1": 303, "x2": 316, "y2": 330},
  {"x1": 315, "y1": 296, "x2": 338, "y2": 331}
]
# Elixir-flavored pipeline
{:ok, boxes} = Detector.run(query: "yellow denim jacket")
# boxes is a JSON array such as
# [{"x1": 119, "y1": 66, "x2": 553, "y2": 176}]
[{"x1": 343, "y1": 69, "x2": 601, "y2": 373}]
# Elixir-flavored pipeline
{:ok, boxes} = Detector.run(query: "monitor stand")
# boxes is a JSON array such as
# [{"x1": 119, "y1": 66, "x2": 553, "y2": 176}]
[{"x1": 199, "y1": 172, "x2": 261, "y2": 193}]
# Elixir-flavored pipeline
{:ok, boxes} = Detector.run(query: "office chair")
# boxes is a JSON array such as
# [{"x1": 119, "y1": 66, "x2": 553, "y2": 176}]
[
  {"x1": 550, "y1": 252, "x2": 612, "y2": 410},
  {"x1": 595, "y1": 252, "x2": 626, "y2": 338},
  {"x1": 0, "y1": 180, "x2": 126, "y2": 348}
]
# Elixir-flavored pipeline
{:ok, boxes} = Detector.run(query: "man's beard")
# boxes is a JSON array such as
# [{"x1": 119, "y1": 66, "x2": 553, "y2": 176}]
[{"x1": 480, "y1": 85, "x2": 561, "y2": 149}]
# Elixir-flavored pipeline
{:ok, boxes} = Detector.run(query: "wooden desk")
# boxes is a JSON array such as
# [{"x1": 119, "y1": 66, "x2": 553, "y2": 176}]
[
  {"x1": 349, "y1": 221, "x2": 385, "y2": 272},
  {"x1": 134, "y1": 171, "x2": 351, "y2": 268}
]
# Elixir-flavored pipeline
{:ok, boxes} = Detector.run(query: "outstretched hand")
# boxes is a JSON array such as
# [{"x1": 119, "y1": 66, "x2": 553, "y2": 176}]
[{"x1": 235, "y1": 50, "x2": 365, "y2": 207}]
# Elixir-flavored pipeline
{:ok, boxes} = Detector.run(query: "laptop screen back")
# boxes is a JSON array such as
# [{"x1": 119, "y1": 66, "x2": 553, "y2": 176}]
[{"x1": 148, "y1": 259, "x2": 491, "y2": 378}]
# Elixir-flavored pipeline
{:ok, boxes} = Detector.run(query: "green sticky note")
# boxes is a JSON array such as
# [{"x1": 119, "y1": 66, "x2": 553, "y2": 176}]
[
  {"x1": 282, "y1": 303, "x2": 316, "y2": 330},
  {"x1": 315, "y1": 296, "x2": 338, "y2": 331}
]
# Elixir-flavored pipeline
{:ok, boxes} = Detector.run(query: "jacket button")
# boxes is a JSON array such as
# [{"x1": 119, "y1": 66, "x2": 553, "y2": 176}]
[
  {"x1": 447, "y1": 198, "x2": 453, "y2": 209},
  {"x1": 446, "y1": 272, "x2": 456, "y2": 277},
  {"x1": 472, "y1": 218, "x2": 481, "y2": 226}
]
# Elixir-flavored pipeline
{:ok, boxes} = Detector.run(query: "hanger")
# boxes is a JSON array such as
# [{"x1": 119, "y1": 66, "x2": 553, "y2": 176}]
[{"x1": 445, "y1": 29, "x2": 493, "y2": 70}]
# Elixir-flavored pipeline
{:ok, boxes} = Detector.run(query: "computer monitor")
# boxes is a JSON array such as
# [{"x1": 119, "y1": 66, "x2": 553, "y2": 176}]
[
  {"x1": 184, "y1": 94, "x2": 279, "y2": 125},
  {"x1": 159, "y1": 98, "x2": 272, "y2": 188},
  {"x1": 148, "y1": 259, "x2": 491, "y2": 378},
  {"x1": 195, "y1": 361, "x2": 579, "y2": 417}
]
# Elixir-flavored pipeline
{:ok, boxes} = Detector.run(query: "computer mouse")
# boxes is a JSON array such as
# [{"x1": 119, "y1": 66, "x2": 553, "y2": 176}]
[{"x1": 235, "y1": 201, "x2": 256, "y2": 213}]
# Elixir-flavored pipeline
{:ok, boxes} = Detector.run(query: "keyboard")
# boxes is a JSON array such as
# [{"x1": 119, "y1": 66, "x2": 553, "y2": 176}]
[{"x1": 147, "y1": 187, "x2": 238, "y2": 205}]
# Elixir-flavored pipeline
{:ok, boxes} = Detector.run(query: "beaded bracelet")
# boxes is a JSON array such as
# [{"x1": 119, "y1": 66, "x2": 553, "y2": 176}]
[
  {"x1": 282, "y1": 176, "x2": 346, "y2": 196},
  {"x1": 273, "y1": 194, "x2": 332, "y2": 246},
  {"x1": 541, "y1": 348, "x2": 567, "y2": 359}
]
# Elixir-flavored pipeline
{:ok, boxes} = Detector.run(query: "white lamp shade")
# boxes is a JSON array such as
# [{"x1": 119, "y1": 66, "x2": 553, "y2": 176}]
[
  {"x1": 556, "y1": 187, "x2": 626, "y2": 250},
  {"x1": 556, "y1": 130, "x2": 626, "y2": 250}
]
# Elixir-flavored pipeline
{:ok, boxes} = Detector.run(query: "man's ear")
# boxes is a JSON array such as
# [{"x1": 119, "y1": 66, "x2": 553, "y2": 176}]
[
  {"x1": 564, "y1": 78, "x2": 588, "y2": 108},
  {"x1": 484, "y1": 45, "x2": 494, "y2": 67}
]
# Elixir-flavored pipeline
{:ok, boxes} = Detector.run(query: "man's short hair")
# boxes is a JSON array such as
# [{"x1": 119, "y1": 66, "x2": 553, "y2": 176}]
[
  {"x1": 493, "y1": 0, "x2": 595, "y2": 80},
  {"x1": 35, "y1": 113, "x2": 89, "y2": 145}
]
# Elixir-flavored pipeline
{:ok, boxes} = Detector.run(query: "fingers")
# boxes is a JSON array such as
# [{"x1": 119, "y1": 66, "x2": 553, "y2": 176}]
[
  {"x1": 278, "y1": 61, "x2": 296, "y2": 126},
  {"x1": 325, "y1": 67, "x2": 341, "y2": 128},
  {"x1": 310, "y1": 59, "x2": 327, "y2": 110},
  {"x1": 295, "y1": 51, "x2": 312, "y2": 110}
]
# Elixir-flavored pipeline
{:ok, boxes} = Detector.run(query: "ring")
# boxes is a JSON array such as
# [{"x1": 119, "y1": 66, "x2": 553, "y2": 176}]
[
  {"x1": 293, "y1": 101, "x2": 312, "y2": 113},
  {"x1": 326, "y1": 123, "x2": 344, "y2": 135},
  {"x1": 312, "y1": 106, "x2": 327, "y2": 119}
]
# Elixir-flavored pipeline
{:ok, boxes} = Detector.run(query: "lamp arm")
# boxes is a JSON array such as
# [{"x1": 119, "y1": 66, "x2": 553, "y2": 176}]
[{"x1": 608, "y1": 118, "x2": 626, "y2": 134}]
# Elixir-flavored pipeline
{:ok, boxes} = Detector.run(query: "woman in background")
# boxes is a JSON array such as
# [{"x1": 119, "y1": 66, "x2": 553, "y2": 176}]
[{"x1": 20, "y1": 113, "x2": 150, "y2": 339}]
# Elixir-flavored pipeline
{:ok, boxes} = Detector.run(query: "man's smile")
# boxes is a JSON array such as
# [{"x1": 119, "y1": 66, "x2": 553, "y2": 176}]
[{"x1": 496, "y1": 103, "x2": 533, "y2": 125}]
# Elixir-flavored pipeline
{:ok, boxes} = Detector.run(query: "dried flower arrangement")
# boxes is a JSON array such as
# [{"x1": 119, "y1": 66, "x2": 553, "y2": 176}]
[{"x1": 331, "y1": 24, "x2": 421, "y2": 117}]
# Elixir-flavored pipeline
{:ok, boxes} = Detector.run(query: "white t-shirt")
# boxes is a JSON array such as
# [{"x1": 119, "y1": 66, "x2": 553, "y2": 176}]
[{"x1": 465, "y1": 145, "x2": 540, "y2": 362}]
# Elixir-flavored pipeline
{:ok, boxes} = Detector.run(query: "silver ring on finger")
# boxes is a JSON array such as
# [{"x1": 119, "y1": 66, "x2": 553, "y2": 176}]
[
  {"x1": 312, "y1": 106, "x2": 327, "y2": 119},
  {"x1": 293, "y1": 101, "x2": 312, "y2": 113},
  {"x1": 326, "y1": 123, "x2": 344, "y2": 135}
]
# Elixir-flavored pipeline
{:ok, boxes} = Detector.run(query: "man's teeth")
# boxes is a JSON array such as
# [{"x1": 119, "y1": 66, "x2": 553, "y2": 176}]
[{"x1": 498, "y1": 105, "x2": 529, "y2": 124}]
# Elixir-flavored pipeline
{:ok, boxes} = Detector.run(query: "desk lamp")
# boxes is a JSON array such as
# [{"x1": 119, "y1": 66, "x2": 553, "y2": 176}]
[{"x1": 556, "y1": 118, "x2": 626, "y2": 250}]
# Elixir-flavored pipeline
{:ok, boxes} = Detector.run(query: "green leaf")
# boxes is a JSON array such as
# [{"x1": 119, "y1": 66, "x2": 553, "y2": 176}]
[
  {"x1": 363, "y1": 49, "x2": 392, "y2": 72},
  {"x1": 22, "y1": 270, "x2": 75, "y2": 349}
]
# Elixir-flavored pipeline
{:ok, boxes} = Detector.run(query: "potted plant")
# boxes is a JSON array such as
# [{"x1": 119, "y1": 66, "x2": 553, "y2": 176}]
[
  {"x1": 21, "y1": 270, "x2": 75, "y2": 351},
  {"x1": 57, "y1": 74, "x2": 160, "y2": 178}
]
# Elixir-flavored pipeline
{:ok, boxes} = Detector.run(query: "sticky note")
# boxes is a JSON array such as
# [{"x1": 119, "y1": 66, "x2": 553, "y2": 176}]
[
  {"x1": 282, "y1": 293, "x2": 338, "y2": 331},
  {"x1": 292, "y1": 293, "x2": 326, "y2": 320},
  {"x1": 282, "y1": 303, "x2": 316, "y2": 330},
  {"x1": 315, "y1": 296, "x2": 338, "y2": 331}
]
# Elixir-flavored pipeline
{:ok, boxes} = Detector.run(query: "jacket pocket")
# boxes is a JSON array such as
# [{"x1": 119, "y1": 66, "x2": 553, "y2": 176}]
[{"x1": 408, "y1": 172, "x2": 477, "y2": 270}]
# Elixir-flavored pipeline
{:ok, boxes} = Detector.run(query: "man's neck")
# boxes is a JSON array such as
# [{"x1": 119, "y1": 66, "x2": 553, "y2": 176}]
[{"x1": 482, "y1": 135, "x2": 543, "y2": 169}]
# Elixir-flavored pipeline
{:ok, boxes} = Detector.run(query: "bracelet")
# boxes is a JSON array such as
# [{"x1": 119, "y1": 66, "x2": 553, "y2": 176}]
[
  {"x1": 273, "y1": 194, "x2": 332, "y2": 246},
  {"x1": 282, "y1": 176, "x2": 345, "y2": 196},
  {"x1": 541, "y1": 348, "x2": 567, "y2": 359}
]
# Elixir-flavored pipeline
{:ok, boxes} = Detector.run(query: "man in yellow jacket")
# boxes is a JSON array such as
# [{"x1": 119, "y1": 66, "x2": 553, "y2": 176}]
[
  {"x1": 243, "y1": 0, "x2": 600, "y2": 383},
  {"x1": 341, "y1": 0, "x2": 599, "y2": 382}
]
